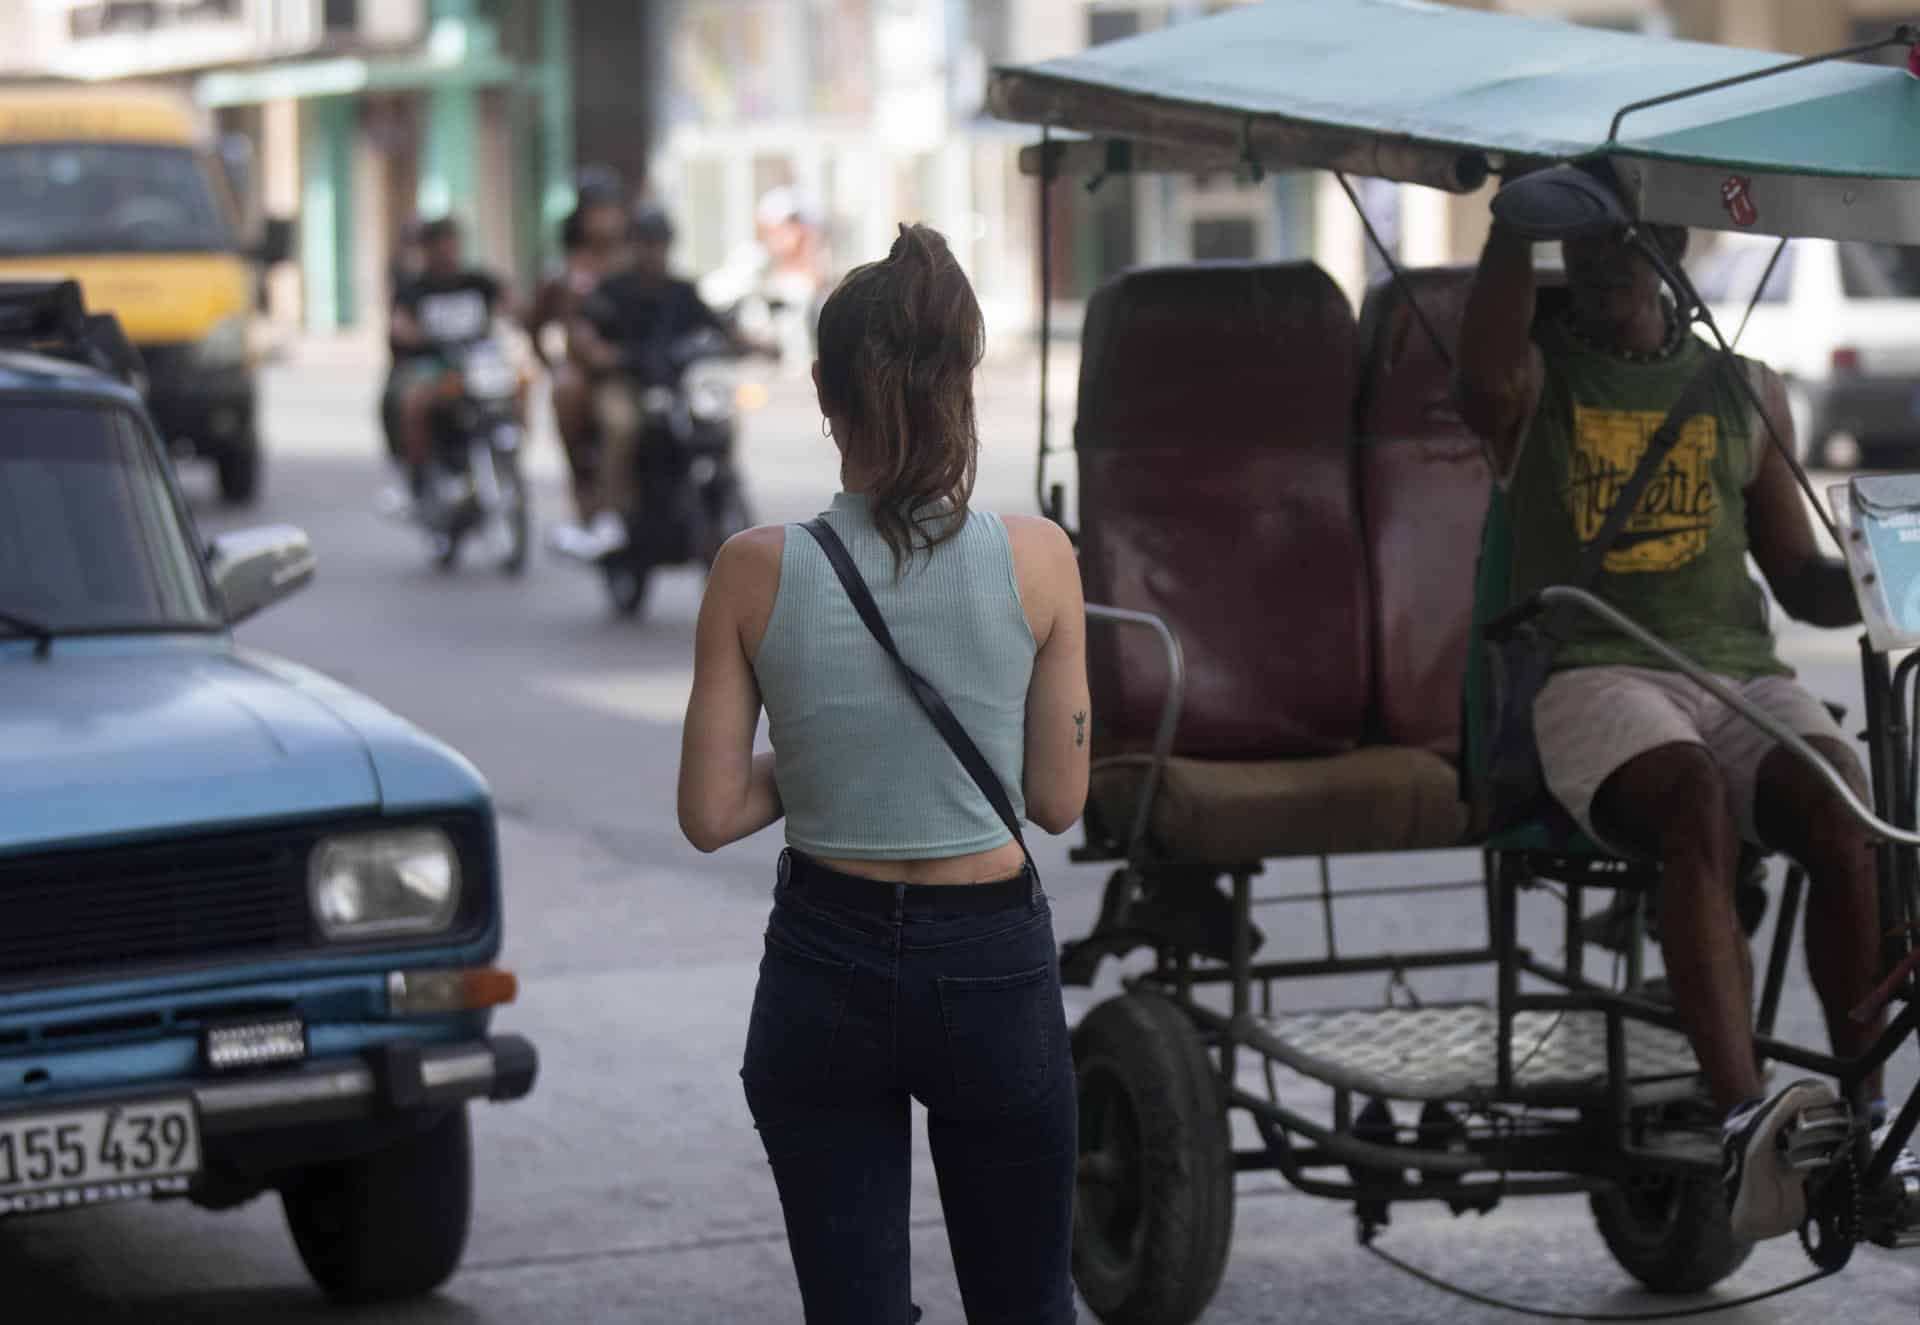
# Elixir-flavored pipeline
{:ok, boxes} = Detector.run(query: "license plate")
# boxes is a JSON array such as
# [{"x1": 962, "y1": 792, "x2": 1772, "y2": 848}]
[{"x1": 0, "y1": 1099, "x2": 199, "y2": 1217}]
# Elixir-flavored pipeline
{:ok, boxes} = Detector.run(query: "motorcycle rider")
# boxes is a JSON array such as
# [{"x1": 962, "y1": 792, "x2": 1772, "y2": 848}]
[
  {"x1": 526, "y1": 177, "x2": 631, "y2": 520},
  {"x1": 549, "y1": 204, "x2": 776, "y2": 561},
  {"x1": 379, "y1": 217, "x2": 427, "y2": 468},
  {"x1": 389, "y1": 216, "x2": 522, "y2": 506}
]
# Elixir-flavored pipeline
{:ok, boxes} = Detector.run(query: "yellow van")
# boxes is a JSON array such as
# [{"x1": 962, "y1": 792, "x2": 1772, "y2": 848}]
[{"x1": 0, "y1": 86, "x2": 291, "y2": 502}]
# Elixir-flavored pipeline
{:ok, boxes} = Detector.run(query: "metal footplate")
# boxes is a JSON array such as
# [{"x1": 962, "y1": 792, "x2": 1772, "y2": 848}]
[
  {"x1": 1246, "y1": 1004, "x2": 1700, "y2": 1106},
  {"x1": 1792, "y1": 1100, "x2": 1861, "y2": 1272},
  {"x1": 1780, "y1": 1101, "x2": 1853, "y2": 1171}
]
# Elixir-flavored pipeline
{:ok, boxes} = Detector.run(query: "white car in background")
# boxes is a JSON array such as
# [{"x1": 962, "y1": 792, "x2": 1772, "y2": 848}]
[{"x1": 1689, "y1": 232, "x2": 1920, "y2": 469}]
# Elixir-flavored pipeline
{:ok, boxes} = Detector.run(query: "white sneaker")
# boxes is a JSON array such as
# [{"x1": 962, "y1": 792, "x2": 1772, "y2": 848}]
[
  {"x1": 1871, "y1": 1118, "x2": 1920, "y2": 1182},
  {"x1": 1722, "y1": 1079, "x2": 1844, "y2": 1242},
  {"x1": 374, "y1": 484, "x2": 413, "y2": 519},
  {"x1": 546, "y1": 522, "x2": 592, "y2": 559},
  {"x1": 573, "y1": 510, "x2": 629, "y2": 560},
  {"x1": 548, "y1": 512, "x2": 629, "y2": 562}
]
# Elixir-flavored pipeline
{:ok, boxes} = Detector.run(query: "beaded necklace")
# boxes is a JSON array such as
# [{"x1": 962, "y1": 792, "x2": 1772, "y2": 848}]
[{"x1": 1560, "y1": 299, "x2": 1687, "y2": 365}]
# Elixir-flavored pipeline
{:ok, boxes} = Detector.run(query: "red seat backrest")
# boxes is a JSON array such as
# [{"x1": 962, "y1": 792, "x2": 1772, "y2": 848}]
[
  {"x1": 1076, "y1": 261, "x2": 1369, "y2": 759},
  {"x1": 1354, "y1": 267, "x2": 1491, "y2": 760}
]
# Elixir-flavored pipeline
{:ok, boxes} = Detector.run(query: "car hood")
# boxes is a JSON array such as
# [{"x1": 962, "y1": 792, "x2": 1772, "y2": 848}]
[{"x1": 0, "y1": 647, "x2": 381, "y2": 854}]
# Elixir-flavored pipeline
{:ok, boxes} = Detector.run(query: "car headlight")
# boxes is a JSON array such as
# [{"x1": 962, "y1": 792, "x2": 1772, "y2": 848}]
[
  {"x1": 196, "y1": 316, "x2": 250, "y2": 369},
  {"x1": 308, "y1": 828, "x2": 462, "y2": 941}
]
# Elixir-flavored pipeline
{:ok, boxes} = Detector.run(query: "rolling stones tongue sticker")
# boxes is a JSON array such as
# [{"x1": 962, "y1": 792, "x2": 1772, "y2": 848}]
[{"x1": 1721, "y1": 175, "x2": 1758, "y2": 227}]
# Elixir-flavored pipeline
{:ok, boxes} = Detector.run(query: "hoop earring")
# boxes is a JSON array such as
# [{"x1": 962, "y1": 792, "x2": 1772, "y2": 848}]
[{"x1": 820, "y1": 416, "x2": 832, "y2": 438}]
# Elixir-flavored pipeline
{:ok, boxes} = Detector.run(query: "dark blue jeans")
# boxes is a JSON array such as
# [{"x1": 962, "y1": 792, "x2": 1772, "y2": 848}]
[{"x1": 741, "y1": 849, "x2": 1077, "y2": 1325}]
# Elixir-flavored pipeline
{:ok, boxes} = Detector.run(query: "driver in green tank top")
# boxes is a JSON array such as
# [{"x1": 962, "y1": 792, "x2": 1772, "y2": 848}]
[{"x1": 1456, "y1": 196, "x2": 1907, "y2": 1246}]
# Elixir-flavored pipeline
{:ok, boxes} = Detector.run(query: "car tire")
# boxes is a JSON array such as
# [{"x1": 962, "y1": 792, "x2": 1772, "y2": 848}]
[
  {"x1": 281, "y1": 1106, "x2": 473, "y2": 1304},
  {"x1": 217, "y1": 432, "x2": 262, "y2": 505},
  {"x1": 1071, "y1": 992, "x2": 1234, "y2": 1325}
]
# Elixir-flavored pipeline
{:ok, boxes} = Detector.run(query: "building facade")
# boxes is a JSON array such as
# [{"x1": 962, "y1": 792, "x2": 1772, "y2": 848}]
[
  {"x1": 0, "y1": 0, "x2": 673, "y2": 334},
  {"x1": 646, "y1": 0, "x2": 1915, "y2": 344},
  {"x1": 2, "y1": 1, "x2": 1907, "y2": 337}
]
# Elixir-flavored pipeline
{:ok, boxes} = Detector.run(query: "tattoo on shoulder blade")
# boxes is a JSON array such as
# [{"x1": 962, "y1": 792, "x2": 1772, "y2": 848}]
[{"x1": 1073, "y1": 711, "x2": 1087, "y2": 747}]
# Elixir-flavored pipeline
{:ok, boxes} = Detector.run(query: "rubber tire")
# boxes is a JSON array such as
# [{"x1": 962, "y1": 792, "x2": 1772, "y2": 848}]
[
  {"x1": 605, "y1": 561, "x2": 651, "y2": 619},
  {"x1": 1071, "y1": 992, "x2": 1234, "y2": 1325},
  {"x1": 498, "y1": 462, "x2": 530, "y2": 577},
  {"x1": 216, "y1": 434, "x2": 262, "y2": 505},
  {"x1": 1589, "y1": 1161, "x2": 1753, "y2": 1294},
  {"x1": 282, "y1": 1106, "x2": 473, "y2": 1304}
]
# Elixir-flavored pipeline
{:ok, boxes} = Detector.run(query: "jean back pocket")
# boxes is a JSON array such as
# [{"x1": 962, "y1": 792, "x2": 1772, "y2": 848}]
[
  {"x1": 936, "y1": 963, "x2": 1062, "y2": 1120},
  {"x1": 741, "y1": 933, "x2": 858, "y2": 1091}
]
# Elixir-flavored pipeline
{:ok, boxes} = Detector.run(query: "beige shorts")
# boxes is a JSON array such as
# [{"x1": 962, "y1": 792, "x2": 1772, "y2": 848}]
[{"x1": 1533, "y1": 665, "x2": 1846, "y2": 852}]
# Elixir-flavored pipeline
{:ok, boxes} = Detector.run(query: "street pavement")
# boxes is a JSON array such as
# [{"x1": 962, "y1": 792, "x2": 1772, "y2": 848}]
[{"x1": 7, "y1": 341, "x2": 1920, "y2": 1322}]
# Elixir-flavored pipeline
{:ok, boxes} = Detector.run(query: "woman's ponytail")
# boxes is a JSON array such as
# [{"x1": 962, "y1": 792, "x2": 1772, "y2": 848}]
[{"x1": 816, "y1": 223, "x2": 984, "y2": 575}]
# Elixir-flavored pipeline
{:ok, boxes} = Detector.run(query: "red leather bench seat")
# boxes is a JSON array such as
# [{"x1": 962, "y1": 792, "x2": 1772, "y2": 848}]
[
  {"x1": 1076, "y1": 261, "x2": 1465, "y2": 862},
  {"x1": 1355, "y1": 267, "x2": 1492, "y2": 764}
]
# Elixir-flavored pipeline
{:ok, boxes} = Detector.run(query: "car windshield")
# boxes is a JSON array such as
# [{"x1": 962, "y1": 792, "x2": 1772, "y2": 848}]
[
  {"x1": 0, "y1": 402, "x2": 218, "y2": 635},
  {"x1": 1838, "y1": 242, "x2": 1920, "y2": 300},
  {"x1": 0, "y1": 142, "x2": 232, "y2": 257}
]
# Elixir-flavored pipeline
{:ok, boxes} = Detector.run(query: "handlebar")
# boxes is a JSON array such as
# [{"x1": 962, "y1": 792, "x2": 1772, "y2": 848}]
[
  {"x1": 1535, "y1": 584, "x2": 1920, "y2": 848},
  {"x1": 616, "y1": 332, "x2": 745, "y2": 385},
  {"x1": 1084, "y1": 604, "x2": 1188, "y2": 859}
]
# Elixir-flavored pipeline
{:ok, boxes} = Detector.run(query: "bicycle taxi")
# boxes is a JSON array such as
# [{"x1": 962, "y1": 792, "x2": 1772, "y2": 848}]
[{"x1": 987, "y1": 3, "x2": 1920, "y2": 1319}]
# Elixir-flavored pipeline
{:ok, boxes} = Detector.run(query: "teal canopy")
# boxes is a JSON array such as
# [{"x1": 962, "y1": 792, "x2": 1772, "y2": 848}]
[{"x1": 988, "y1": 0, "x2": 1920, "y2": 243}]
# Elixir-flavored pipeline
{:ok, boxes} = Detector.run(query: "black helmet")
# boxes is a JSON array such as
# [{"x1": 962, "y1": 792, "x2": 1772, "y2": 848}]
[
  {"x1": 575, "y1": 163, "x2": 623, "y2": 205},
  {"x1": 631, "y1": 204, "x2": 676, "y2": 245}
]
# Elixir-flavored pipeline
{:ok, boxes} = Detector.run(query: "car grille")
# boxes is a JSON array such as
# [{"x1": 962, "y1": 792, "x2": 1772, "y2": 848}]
[
  {"x1": 0, "y1": 829, "x2": 313, "y2": 987},
  {"x1": 133, "y1": 342, "x2": 191, "y2": 378}
]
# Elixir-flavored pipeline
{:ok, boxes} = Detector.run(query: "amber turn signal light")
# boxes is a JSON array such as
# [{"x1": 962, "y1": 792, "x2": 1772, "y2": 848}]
[{"x1": 387, "y1": 967, "x2": 519, "y2": 1015}]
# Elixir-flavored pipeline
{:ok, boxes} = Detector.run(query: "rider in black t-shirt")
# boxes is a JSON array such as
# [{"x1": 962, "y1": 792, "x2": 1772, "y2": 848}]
[
  {"x1": 388, "y1": 217, "x2": 512, "y2": 499},
  {"x1": 553, "y1": 205, "x2": 775, "y2": 559}
]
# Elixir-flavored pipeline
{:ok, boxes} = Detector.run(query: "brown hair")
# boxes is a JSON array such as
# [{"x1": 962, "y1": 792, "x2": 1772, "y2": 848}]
[{"x1": 816, "y1": 223, "x2": 984, "y2": 575}]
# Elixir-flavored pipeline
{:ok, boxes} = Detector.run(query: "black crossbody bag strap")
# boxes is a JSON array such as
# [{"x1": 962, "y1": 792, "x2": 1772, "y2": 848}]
[{"x1": 801, "y1": 518, "x2": 1034, "y2": 872}]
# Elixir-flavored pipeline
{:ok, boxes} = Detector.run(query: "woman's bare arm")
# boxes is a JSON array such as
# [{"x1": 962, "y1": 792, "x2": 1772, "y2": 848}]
[
  {"x1": 1006, "y1": 516, "x2": 1090, "y2": 835},
  {"x1": 678, "y1": 530, "x2": 785, "y2": 852}
]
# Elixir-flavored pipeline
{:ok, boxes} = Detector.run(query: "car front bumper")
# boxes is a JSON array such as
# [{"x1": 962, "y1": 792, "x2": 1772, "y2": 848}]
[
  {"x1": 194, "y1": 1033, "x2": 537, "y2": 1137},
  {"x1": 0, "y1": 1034, "x2": 536, "y2": 1215},
  {"x1": 1808, "y1": 376, "x2": 1920, "y2": 448}
]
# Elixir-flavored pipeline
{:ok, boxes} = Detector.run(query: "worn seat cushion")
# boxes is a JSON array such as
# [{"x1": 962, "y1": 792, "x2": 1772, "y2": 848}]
[{"x1": 1090, "y1": 747, "x2": 1469, "y2": 865}]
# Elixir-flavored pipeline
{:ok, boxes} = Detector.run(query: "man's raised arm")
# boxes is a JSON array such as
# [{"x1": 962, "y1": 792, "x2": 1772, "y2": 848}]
[{"x1": 1455, "y1": 221, "x2": 1545, "y2": 483}]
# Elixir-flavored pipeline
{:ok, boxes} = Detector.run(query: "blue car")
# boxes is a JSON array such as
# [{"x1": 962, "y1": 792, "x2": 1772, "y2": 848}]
[{"x1": 0, "y1": 282, "x2": 536, "y2": 1302}]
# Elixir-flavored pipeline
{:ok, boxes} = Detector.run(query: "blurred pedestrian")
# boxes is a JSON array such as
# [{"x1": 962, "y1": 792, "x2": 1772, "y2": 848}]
[
  {"x1": 379, "y1": 217, "x2": 428, "y2": 464},
  {"x1": 527, "y1": 190, "x2": 631, "y2": 520},
  {"x1": 701, "y1": 187, "x2": 829, "y2": 371},
  {"x1": 677, "y1": 222, "x2": 1089, "y2": 1325}
]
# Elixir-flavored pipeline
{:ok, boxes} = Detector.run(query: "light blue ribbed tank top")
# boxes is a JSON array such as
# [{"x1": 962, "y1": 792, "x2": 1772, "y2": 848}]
[{"x1": 754, "y1": 492, "x2": 1036, "y2": 860}]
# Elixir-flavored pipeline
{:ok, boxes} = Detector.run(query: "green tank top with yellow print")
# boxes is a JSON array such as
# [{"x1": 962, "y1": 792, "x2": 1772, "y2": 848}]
[{"x1": 1506, "y1": 319, "x2": 1790, "y2": 680}]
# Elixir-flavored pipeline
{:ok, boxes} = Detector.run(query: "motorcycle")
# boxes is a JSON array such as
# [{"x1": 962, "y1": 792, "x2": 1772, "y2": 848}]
[
  {"x1": 554, "y1": 329, "x2": 755, "y2": 618},
  {"x1": 400, "y1": 330, "x2": 532, "y2": 575}
]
